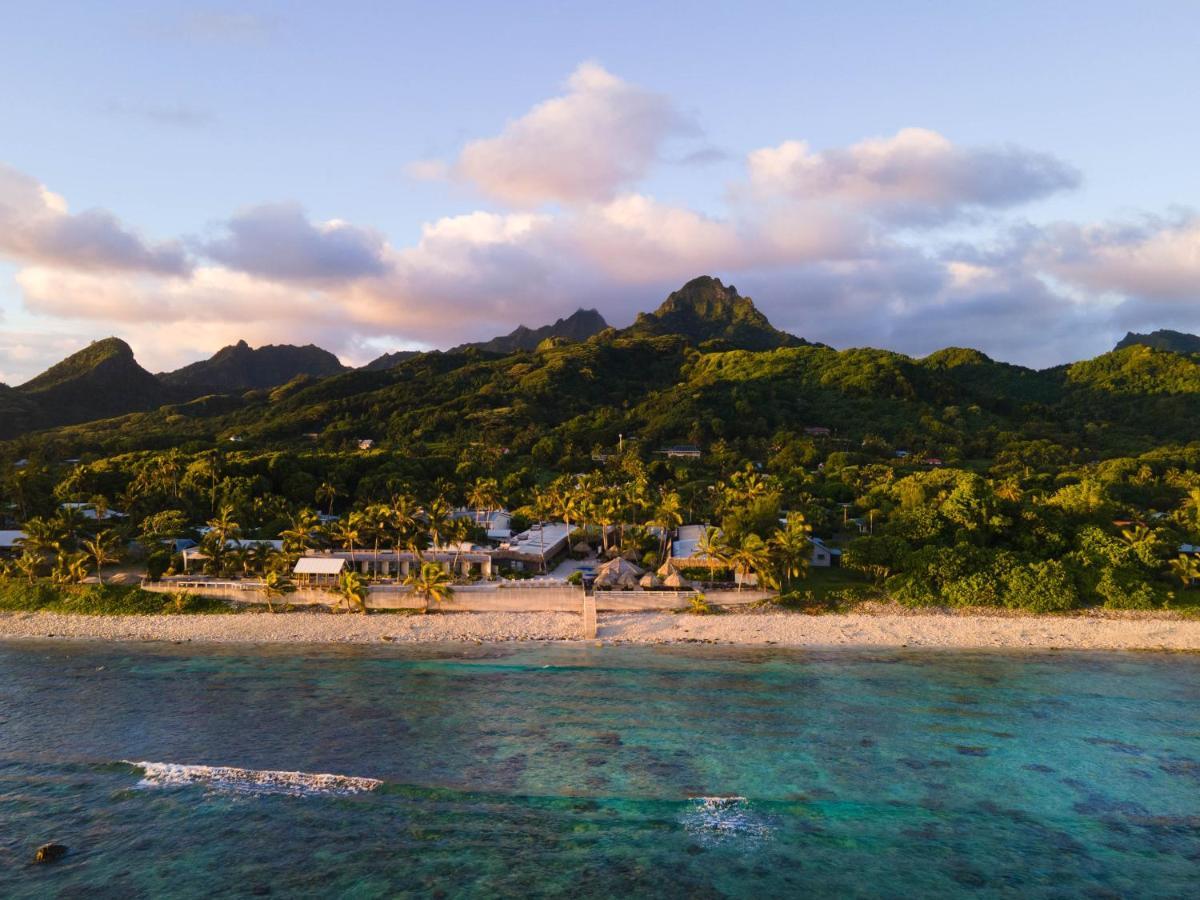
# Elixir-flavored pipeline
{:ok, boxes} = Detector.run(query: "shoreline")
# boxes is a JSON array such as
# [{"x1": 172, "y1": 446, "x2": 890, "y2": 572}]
[{"x1": 2, "y1": 608, "x2": 1199, "y2": 651}]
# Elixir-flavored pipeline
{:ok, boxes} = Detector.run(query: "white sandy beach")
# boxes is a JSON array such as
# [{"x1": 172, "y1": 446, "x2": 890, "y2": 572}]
[{"x1": 2, "y1": 608, "x2": 1199, "y2": 651}]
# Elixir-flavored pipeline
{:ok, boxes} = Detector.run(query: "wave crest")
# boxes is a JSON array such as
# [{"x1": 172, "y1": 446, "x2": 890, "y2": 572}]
[
  {"x1": 681, "y1": 795, "x2": 772, "y2": 843},
  {"x1": 125, "y1": 761, "x2": 382, "y2": 796}
]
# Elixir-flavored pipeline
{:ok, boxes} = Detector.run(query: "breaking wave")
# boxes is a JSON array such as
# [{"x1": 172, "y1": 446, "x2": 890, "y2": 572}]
[
  {"x1": 124, "y1": 761, "x2": 383, "y2": 797},
  {"x1": 681, "y1": 795, "x2": 772, "y2": 843}
]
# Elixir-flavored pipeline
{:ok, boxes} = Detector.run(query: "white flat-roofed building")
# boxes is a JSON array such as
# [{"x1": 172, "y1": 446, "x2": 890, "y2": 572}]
[
  {"x1": 0, "y1": 530, "x2": 27, "y2": 557},
  {"x1": 452, "y1": 508, "x2": 513, "y2": 541}
]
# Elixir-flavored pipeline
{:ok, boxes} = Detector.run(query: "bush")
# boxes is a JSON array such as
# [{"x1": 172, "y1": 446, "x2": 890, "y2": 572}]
[
  {"x1": 1003, "y1": 560, "x2": 1081, "y2": 612},
  {"x1": 566, "y1": 570, "x2": 583, "y2": 586},
  {"x1": 0, "y1": 580, "x2": 231, "y2": 615},
  {"x1": 772, "y1": 590, "x2": 832, "y2": 613},
  {"x1": 1095, "y1": 568, "x2": 1159, "y2": 610}
]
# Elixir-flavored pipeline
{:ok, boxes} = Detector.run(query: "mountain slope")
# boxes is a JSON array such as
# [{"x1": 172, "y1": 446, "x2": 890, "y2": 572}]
[
  {"x1": 1114, "y1": 329, "x2": 1200, "y2": 354},
  {"x1": 361, "y1": 350, "x2": 421, "y2": 372},
  {"x1": 3, "y1": 338, "x2": 170, "y2": 438},
  {"x1": 160, "y1": 340, "x2": 347, "y2": 394},
  {"x1": 622, "y1": 276, "x2": 805, "y2": 350},
  {"x1": 449, "y1": 308, "x2": 609, "y2": 355}
]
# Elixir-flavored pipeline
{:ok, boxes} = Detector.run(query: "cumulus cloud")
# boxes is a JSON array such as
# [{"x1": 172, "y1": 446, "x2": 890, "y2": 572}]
[
  {"x1": 448, "y1": 62, "x2": 697, "y2": 206},
  {"x1": 0, "y1": 163, "x2": 190, "y2": 275},
  {"x1": 746, "y1": 128, "x2": 1080, "y2": 226},
  {"x1": 202, "y1": 203, "x2": 390, "y2": 283},
  {"x1": 4, "y1": 65, "x2": 1195, "y2": 377},
  {"x1": 1032, "y1": 215, "x2": 1200, "y2": 300}
]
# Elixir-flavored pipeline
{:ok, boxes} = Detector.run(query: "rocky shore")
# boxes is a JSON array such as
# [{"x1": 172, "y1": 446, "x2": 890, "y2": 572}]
[{"x1": 2, "y1": 608, "x2": 1199, "y2": 651}]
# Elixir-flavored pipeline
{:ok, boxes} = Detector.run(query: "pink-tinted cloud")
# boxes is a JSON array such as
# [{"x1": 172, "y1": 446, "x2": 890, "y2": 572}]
[
  {"x1": 746, "y1": 128, "x2": 1079, "y2": 225},
  {"x1": 430, "y1": 63, "x2": 697, "y2": 207},
  {"x1": 0, "y1": 163, "x2": 190, "y2": 275}
]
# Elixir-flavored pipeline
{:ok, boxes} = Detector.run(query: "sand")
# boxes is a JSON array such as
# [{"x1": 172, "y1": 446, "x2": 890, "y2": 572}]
[{"x1": 2, "y1": 608, "x2": 1199, "y2": 651}]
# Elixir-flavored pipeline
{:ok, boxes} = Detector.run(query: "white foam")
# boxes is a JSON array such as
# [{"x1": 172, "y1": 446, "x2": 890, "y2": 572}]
[
  {"x1": 125, "y1": 761, "x2": 382, "y2": 796},
  {"x1": 681, "y1": 795, "x2": 772, "y2": 843}
]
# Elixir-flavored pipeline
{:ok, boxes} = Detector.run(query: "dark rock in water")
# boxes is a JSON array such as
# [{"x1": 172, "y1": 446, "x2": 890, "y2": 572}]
[{"x1": 34, "y1": 842, "x2": 67, "y2": 864}]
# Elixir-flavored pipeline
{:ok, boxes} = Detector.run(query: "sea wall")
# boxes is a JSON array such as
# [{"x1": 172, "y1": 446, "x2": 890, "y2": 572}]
[{"x1": 144, "y1": 580, "x2": 773, "y2": 611}]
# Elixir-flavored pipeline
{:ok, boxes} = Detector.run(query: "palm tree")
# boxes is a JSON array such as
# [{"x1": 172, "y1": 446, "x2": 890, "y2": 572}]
[
  {"x1": 52, "y1": 552, "x2": 88, "y2": 585},
  {"x1": 650, "y1": 490, "x2": 684, "y2": 565},
  {"x1": 280, "y1": 508, "x2": 322, "y2": 556},
  {"x1": 769, "y1": 514, "x2": 813, "y2": 592},
  {"x1": 404, "y1": 561, "x2": 454, "y2": 612},
  {"x1": 336, "y1": 570, "x2": 369, "y2": 614},
  {"x1": 316, "y1": 481, "x2": 339, "y2": 516},
  {"x1": 467, "y1": 477, "x2": 501, "y2": 523},
  {"x1": 330, "y1": 511, "x2": 364, "y2": 556},
  {"x1": 727, "y1": 533, "x2": 770, "y2": 591},
  {"x1": 364, "y1": 503, "x2": 393, "y2": 573},
  {"x1": 82, "y1": 530, "x2": 121, "y2": 585},
  {"x1": 424, "y1": 496, "x2": 453, "y2": 550},
  {"x1": 53, "y1": 504, "x2": 88, "y2": 550},
  {"x1": 1168, "y1": 553, "x2": 1200, "y2": 588},
  {"x1": 697, "y1": 526, "x2": 730, "y2": 580},
  {"x1": 16, "y1": 516, "x2": 65, "y2": 560},
  {"x1": 262, "y1": 571, "x2": 296, "y2": 613},
  {"x1": 14, "y1": 550, "x2": 41, "y2": 584}
]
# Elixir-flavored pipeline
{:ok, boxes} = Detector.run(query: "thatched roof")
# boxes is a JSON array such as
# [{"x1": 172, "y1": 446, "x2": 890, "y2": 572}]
[
  {"x1": 594, "y1": 557, "x2": 645, "y2": 588},
  {"x1": 639, "y1": 572, "x2": 662, "y2": 588},
  {"x1": 663, "y1": 571, "x2": 690, "y2": 589},
  {"x1": 572, "y1": 540, "x2": 592, "y2": 554}
]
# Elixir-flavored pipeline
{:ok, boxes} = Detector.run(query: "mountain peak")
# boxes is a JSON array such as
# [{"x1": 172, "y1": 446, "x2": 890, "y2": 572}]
[
  {"x1": 160, "y1": 341, "x2": 347, "y2": 393},
  {"x1": 1114, "y1": 329, "x2": 1200, "y2": 354},
  {"x1": 449, "y1": 307, "x2": 609, "y2": 355},
  {"x1": 625, "y1": 276, "x2": 804, "y2": 350}
]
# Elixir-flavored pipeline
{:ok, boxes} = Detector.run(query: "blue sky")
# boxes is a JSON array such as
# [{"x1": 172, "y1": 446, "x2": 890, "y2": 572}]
[{"x1": 1, "y1": 1, "x2": 1198, "y2": 381}]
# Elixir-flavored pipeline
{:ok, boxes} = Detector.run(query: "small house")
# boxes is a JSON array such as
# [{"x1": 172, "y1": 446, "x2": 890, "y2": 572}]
[
  {"x1": 810, "y1": 536, "x2": 842, "y2": 568},
  {"x1": 657, "y1": 444, "x2": 702, "y2": 459},
  {"x1": 804, "y1": 426, "x2": 831, "y2": 437},
  {"x1": 0, "y1": 530, "x2": 27, "y2": 558}
]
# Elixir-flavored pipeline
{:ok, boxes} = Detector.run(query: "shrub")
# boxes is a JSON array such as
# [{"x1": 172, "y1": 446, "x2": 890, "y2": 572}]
[
  {"x1": 1003, "y1": 560, "x2": 1081, "y2": 612},
  {"x1": 1095, "y1": 568, "x2": 1159, "y2": 611},
  {"x1": 566, "y1": 571, "x2": 583, "y2": 586}
]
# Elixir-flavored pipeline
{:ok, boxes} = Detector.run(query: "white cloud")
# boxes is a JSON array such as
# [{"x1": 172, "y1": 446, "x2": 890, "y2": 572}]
[
  {"x1": 449, "y1": 62, "x2": 697, "y2": 206},
  {"x1": 746, "y1": 128, "x2": 1079, "y2": 226}
]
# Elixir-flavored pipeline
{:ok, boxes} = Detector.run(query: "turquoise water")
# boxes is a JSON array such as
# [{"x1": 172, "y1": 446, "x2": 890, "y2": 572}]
[{"x1": 0, "y1": 641, "x2": 1197, "y2": 898}]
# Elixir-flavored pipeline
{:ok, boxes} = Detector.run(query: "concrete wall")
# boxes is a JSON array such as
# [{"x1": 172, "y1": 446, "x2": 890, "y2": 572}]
[{"x1": 146, "y1": 579, "x2": 773, "y2": 612}]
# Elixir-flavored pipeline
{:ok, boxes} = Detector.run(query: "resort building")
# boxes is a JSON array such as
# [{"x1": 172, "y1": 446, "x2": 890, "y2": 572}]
[
  {"x1": 181, "y1": 539, "x2": 285, "y2": 573},
  {"x1": 810, "y1": 536, "x2": 842, "y2": 568},
  {"x1": 60, "y1": 502, "x2": 126, "y2": 521},
  {"x1": 452, "y1": 508, "x2": 514, "y2": 541},
  {"x1": 0, "y1": 530, "x2": 27, "y2": 558},
  {"x1": 656, "y1": 444, "x2": 702, "y2": 459},
  {"x1": 662, "y1": 524, "x2": 719, "y2": 573},
  {"x1": 294, "y1": 522, "x2": 572, "y2": 579}
]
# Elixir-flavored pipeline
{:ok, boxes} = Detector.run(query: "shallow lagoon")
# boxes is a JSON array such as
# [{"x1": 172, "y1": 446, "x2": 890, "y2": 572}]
[{"x1": 1, "y1": 641, "x2": 1197, "y2": 897}]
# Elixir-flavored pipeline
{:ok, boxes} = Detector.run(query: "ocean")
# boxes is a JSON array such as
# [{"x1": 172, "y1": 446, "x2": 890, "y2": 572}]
[{"x1": 0, "y1": 640, "x2": 1197, "y2": 897}]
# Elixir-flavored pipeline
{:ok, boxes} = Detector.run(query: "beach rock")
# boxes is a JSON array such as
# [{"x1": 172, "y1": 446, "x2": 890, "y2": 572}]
[{"x1": 34, "y1": 842, "x2": 68, "y2": 864}]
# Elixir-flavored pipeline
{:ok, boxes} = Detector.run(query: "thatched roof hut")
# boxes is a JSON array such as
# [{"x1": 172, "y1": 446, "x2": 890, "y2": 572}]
[
  {"x1": 639, "y1": 572, "x2": 662, "y2": 589},
  {"x1": 572, "y1": 540, "x2": 592, "y2": 555},
  {"x1": 662, "y1": 571, "x2": 690, "y2": 589},
  {"x1": 594, "y1": 557, "x2": 644, "y2": 589}
]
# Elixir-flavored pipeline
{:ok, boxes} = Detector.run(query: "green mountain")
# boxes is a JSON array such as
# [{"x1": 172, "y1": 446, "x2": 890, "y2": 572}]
[
  {"x1": 1, "y1": 338, "x2": 171, "y2": 439},
  {"x1": 8, "y1": 278, "x2": 1200, "y2": 462},
  {"x1": 622, "y1": 276, "x2": 806, "y2": 350},
  {"x1": 361, "y1": 350, "x2": 420, "y2": 372},
  {"x1": 449, "y1": 308, "x2": 609, "y2": 355},
  {"x1": 1114, "y1": 329, "x2": 1200, "y2": 354},
  {"x1": 160, "y1": 340, "x2": 347, "y2": 393}
]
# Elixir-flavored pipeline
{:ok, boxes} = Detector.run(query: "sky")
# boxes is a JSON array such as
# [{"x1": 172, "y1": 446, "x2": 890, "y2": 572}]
[{"x1": 1, "y1": 0, "x2": 1198, "y2": 383}]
